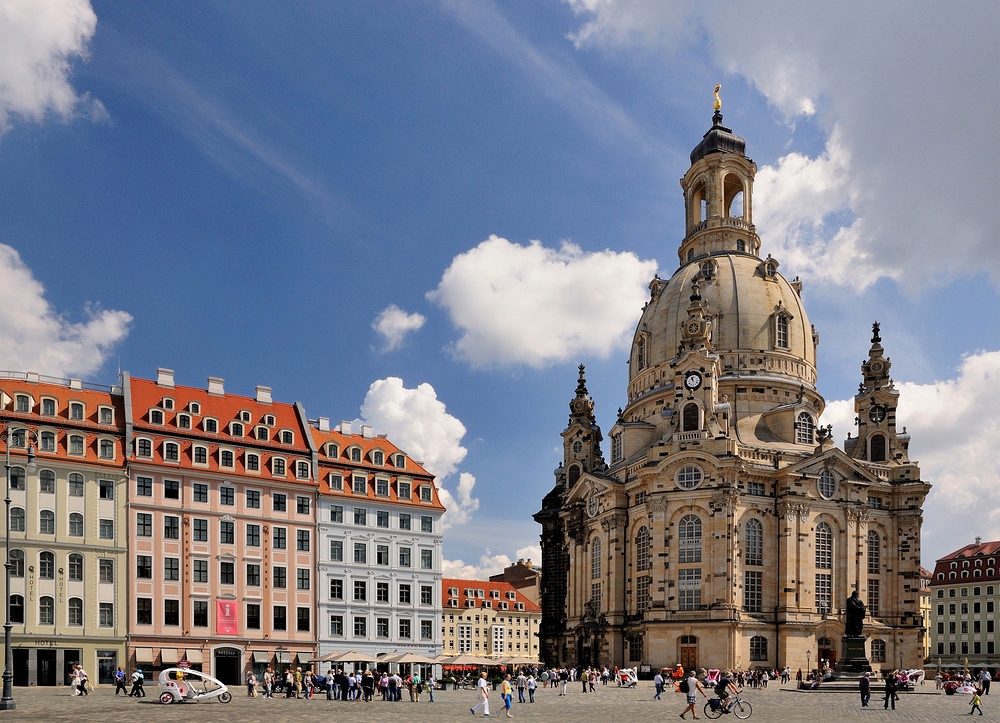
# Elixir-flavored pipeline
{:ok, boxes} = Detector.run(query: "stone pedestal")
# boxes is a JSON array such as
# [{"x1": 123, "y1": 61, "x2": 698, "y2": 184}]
[{"x1": 834, "y1": 636, "x2": 872, "y2": 674}]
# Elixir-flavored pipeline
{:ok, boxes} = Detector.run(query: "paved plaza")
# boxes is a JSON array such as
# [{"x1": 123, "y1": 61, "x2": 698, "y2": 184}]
[{"x1": 0, "y1": 681, "x2": 994, "y2": 723}]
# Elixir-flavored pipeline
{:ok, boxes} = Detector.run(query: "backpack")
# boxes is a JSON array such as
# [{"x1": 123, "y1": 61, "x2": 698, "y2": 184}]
[{"x1": 679, "y1": 678, "x2": 690, "y2": 693}]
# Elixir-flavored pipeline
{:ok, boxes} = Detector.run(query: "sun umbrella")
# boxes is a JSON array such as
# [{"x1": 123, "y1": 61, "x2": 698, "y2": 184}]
[
  {"x1": 331, "y1": 650, "x2": 379, "y2": 663},
  {"x1": 433, "y1": 654, "x2": 456, "y2": 664},
  {"x1": 390, "y1": 653, "x2": 437, "y2": 665},
  {"x1": 446, "y1": 654, "x2": 491, "y2": 665}
]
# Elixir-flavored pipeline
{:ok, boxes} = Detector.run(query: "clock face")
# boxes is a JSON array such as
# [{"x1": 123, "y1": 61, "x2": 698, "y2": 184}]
[
  {"x1": 868, "y1": 405, "x2": 887, "y2": 424},
  {"x1": 573, "y1": 399, "x2": 585, "y2": 411},
  {"x1": 587, "y1": 495, "x2": 599, "y2": 518},
  {"x1": 684, "y1": 371, "x2": 702, "y2": 390},
  {"x1": 869, "y1": 360, "x2": 884, "y2": 374},
  {"x1": 687, "y1": 321, "x2": 701, "y2": 335}
]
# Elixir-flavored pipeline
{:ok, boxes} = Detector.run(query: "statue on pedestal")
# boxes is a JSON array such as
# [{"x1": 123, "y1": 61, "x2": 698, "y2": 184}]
[{"x1": 845, "y1": 590, "x2": 866, "y2": 637}]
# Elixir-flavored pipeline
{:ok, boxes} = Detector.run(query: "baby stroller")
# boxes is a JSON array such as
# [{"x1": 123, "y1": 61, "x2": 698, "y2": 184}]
[{"x1": 618, "y1": 669, "x2": 638, "y2": 688}]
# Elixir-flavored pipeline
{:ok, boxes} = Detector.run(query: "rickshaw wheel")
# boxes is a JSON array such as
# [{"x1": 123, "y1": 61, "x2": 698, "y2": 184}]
[
  {"x1": 219, "y1": 691, "x2": 232, "y2": 703},
  {"x1": 159, "y1": 692, "x2": 174, "y2": 704}
]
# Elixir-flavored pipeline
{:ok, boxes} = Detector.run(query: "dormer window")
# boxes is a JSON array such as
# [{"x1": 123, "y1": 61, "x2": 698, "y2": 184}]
[
  {"x1": 419, "y1": 485, "x2": 432, "y2": 502},
  {"x1": 951, "y1": 562, "x2": 958, "y2": 569},
  {"x1": 611, "y1": 433, "x2": 623, "y2": 463},
  {"x1": 239, "y1": 411, "x2": 251, "y2": 423},
  {"x1": 163, "y1": 441, "x2": 179, "y2": 462},
  {"x1": 701, "y1": 260, "x2": 716, "y2": 279},
  {"x1": 795, "y1": 412, "x2": 814, "y2": 444},
  {"x1": 137, "y1": 438, "x2": 152, "y2": 457},
  {"x1": 394, "y1": 454, "x2": 405, "y2": 468},
  {"x1": 264, "y1": 414, "x2": 275, "y2": 426},
  {"x1": 483, "y1": 600, "x2": 492, "y2": 609},
  {"x1": 188, "y1": 402, "x2": 201, "y2": 415},
  {"x1": 15, "y1": 395, "x2": 30, "y2": 413},
  {"x1": 327, "y1": 444, "x2": 339, "y2": 458},
  {"x1": 280, "y1": 430, "x2": 293, "y2": 445},
  {"x1": 162, "y1": 398, "x2": 174, "y2": 410},
  {"x1": 177, "y1": 414, "x2": 191, "y2": 429},
  {"x1": 100, "y1": 407, "x2": 114, "y2": 425},
  {"x1": 635, "y1": 336, "x2": 646, "y2": 371},
  {"x1": 271, "y1": 458, "x2": 286, "y2": 476},
  {"x1": 246, "y1": 452, "x2": 260, "y2": 471},
  {"x1": 296, "y1": 461, "x2": 310, "y2": 479},
  {"x1": 70, "y1": 402, "x2": 84, "y2": 420},
  {"x1": 466, "y1": 600, "x2": 475, "y2": 608},
  {"x1": 255, "y1": 426, "x2": 269, "y2": 441},
  {"x1": 220, "y1": 449, "x2": 234, "y2": 468},
  {"x1": 776, "y1": 315, "x2": 789, "y2": 348},
  {"x1": 150, "y1": 409, "x2": 164, "y2": 425},
  {"x1": 204, "y1": 418, "x2": 218, "y2": 433},
  {"x1": 491, "y1": 590, "x2": 500, "y2": 599},
  {"x1": 350, "y1": 447, "x2": 362, "y2": 463},
  {"x1": 507, "y1": 591, "x2": 516, "y2": 600},
  {"x1": 766, "y1": 261, "x2": 777, "y2": 277},
  {"x1": 230, "y1": 422, "x2": 244, "y2": 437},
  {"x1": 41, "y1": 398, "x2": 56, "y2": 416},
  {"x1": 328, "y1": 474, "x2": 343, "y2": 491},
  {"x1": 373, "y1": 451, "x2": 384, "y2": 466}
]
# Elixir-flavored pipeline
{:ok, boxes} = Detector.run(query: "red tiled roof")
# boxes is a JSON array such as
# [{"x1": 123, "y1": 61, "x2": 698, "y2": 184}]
[
  {"x1": 930, "y1": 540, "x2": 1000, "y2": 585},
  {"x1": 312, "y1": 426, "x2": 445, "y2": 511},
  {"x1": 0, "y1": 378, "x2": 126, "y2": 468},
  {"x1": 442, "y1": 578, "x2": 541, "y2": 613}
]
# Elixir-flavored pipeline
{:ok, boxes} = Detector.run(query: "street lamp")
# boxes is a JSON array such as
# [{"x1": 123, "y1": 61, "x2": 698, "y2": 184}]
[
  {"x1": 1, "y1": 425, "x2": 34, "y2": 710},
  {"x1": 806, "y1": 650, "x2": 811, "y2": 677}
]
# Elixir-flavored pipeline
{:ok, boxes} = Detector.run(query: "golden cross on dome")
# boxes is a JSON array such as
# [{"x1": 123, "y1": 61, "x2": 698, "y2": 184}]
[{"x1": 713, "y1": 84, "x2": 722, "y2": 111}]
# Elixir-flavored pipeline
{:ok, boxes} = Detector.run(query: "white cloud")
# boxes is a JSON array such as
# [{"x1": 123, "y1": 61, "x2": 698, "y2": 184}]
[
  {"x1": 443, "y1": 549, "x2": 512, "y2": 580},
  {"x1": 359, "y1": 377, "x2": 478, "y2": 529},
  {"x1": 0, "y1": 0, "x2": 106, "y2": 134},
  {"x1": 0, "y1": 243, "x2": 131, "y2": 377},
  {"x1": 564, "y1": 1, "x2": 999, "y2": 289},
  {"x1": 372, "y1": 304, "x2": 426, "y2": 351},
  {"x1": 427, "y1": 235, "x2": 658, "y2": 368},
  {"x1": 821, "y1": 350, "x2": 1000, "y2": 563},
  {"x1": 515, "y1": 544, "x2": 542, "y2": 567}
]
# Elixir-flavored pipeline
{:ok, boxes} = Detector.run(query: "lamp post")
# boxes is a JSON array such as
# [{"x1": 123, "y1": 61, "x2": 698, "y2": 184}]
[
  {"x1": 806, "y1": 650, "x2": 811, "y2": 677},
  {"x1": 1, "y1": 426, "x2": 35, "y2": 710}
]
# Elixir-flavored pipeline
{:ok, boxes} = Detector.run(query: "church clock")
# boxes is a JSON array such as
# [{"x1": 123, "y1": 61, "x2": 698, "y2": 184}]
[
  {"x1": 684, "y1": 371, "x2": 703, "y2": 390},
  {"x1": 868, "y1": 404, "x2": 887, "y2": 424}
]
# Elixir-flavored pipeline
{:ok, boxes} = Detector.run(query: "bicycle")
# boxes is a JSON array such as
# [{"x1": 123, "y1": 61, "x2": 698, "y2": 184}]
[{"x1": 704, "y1": 690, "x2": 753, "y2": 719}]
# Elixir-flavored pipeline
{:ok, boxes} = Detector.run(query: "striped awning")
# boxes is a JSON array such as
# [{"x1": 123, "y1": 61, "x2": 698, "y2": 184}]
[
  {"x1": 161, "y1": 649, "x2": 179, "y2": 664},
  {"x1": 135, "y1": 648, "x2": 154, "y2": 664},
  {"x1": 252, "y1": 651, "x2": 271, "y2": 664},
  {"x1": 185, "y1": 649, "x2": 203, "y2": 664}
]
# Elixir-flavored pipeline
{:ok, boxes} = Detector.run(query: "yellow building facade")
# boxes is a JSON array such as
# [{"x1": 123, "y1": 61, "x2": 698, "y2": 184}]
[
  {"x1": 441, "y1": 579, "x2": 541, "y2": 658},
  {"x1": 0, "y1": 374, "x2": 128, "y2": 687},
  {"x1": 536, "y1": 107, "x2": 929, "y2": 675}
]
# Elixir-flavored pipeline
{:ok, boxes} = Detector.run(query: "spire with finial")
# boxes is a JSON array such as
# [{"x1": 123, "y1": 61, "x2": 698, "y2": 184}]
[
  {"x1": 575, "y1": 364, "x2": 588, "y2": 397},
  {"x1": 871, "y1": 321, "x2": 881, "y2": 345}
]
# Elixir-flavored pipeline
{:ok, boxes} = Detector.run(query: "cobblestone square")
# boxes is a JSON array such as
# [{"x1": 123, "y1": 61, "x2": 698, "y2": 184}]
[{"x1": 1, "y1": 681, "x2": 995, "y2": 723}]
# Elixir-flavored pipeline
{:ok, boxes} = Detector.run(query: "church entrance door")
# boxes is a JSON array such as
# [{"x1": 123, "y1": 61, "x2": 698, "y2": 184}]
[
  {"x1": 817, "y1": 638, "x2": 836, "y2": 668},
  {"x1": 680, "y1": 641, "x2": 697, "y2": 671}
]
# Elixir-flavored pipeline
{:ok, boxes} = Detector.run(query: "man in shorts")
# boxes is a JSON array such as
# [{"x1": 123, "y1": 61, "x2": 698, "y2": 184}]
[
  {"x1": 714, "y1": 671, "x2": 739, "y2": 712},
  {"x1": 680, "y1": 670, "x2": 707, "y2": 719}
]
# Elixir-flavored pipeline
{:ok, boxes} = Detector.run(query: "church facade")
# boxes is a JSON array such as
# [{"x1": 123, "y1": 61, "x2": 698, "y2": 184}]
[{"x1": 535, "y1": 107, "x2": 930, "y2": 674}]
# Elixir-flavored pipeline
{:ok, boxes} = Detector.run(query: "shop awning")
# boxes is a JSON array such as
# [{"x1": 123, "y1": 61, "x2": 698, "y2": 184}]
[
  {"x1": 252, "y1": 651, "x2": 271, "y2": 664},
  {"x1": 185, "y1": 649, "x2": 204, "y2": 664},
  {"x1": 296, "y1": 652, "x2": 313, "y2": 663},
  {"x1": 276, "y1": 651, "x2": 292, "y2": 664},
  {"x1": 135, "y1": 648, "x2": 154, "y2": 664},
  {"x1": 161, "y1": 649, "x2": 179, "y2": 664}
]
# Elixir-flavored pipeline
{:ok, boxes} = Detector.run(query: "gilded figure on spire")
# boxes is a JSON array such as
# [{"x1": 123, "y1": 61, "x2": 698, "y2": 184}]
[{"x1": 713, "y1": 83, "x2": 722, "y2": 111}]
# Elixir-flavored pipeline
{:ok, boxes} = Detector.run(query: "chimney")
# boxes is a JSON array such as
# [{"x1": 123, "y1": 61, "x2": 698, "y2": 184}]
[
  {"x1": 976, "y1": 536, "x2": 983, "y2": 546},
  {"x1": 157, "y1": 368, "x2": 175, "y2": 388},
  {"x1": 69, "y1": 378, "x2": 82, "y2": 390},
  {"x1": 362, "y1": 424, "x2": 374, "y2": 439},
  {"x1": 255, "y1": 385, "x2": 272, "y2": 404},
  {"x1": 340, "y1": 421, "x2": 353, "y2": 436},
  {"x1": 207, "y1": 377, "x2": 225, "y2": 396},
  {"x1": 317, "y1": 417, "x2": 330, "y2": 432}
]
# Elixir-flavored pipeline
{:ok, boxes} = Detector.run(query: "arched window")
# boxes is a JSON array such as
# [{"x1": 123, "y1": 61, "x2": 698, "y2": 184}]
[
  {"x1": 818, "y1": 469, "x2": 836, "y2": 499},
  {"x1": 39, "y1": 510, "x2": 55, "y2": 534},
  {"x1": 776, "y1": 315, "x2": 789, "y2": 349},
  {"x1": 678, "y1": 515, "x2": 702, "y2": 563},
  {"x1": 636, "y1": 336, "x2": 646, "y2": 371},
  {"x1": 39, "y1": 469, "x2": 55, "y2": 493},
  {"x1": 867, "y1": 531, "x2": 880, "y2": 574},
  {"x1": 687, "y1": 248, "x2": 695, "y2": 263},
  {"x1": 592, "y1": 538, "x2": 602, "y2": 579},
  {"x1": 870, "y1": 434, "x2": 887, "y2": 462},
  {"x1": 795, "y1": 412, "x2": 813, "y2": 444},
  {"x1": 373, "y1": 451, "x2": 383, "y2": 466},
  {"x1": 676, "y1": 465, "x2": 703, "y2": 490},
  {"x1": 68, "y1": 553, "x2": 84, "y2": 581},
  {"x1": 728, "y1": 191, "x2": 744, "y2": 218},
  {"x1": 737, "y1": 239, "x2": 746, "y2": 253},
  {"x1": 9, "y1": 550, "x2": 24, "y2": 578},
  {"x1": 749, "y1": 635, "x2": 768, "y2": 661},
  {"x1": 682, "y1": 403, "x2": 699, "y2": 432},
  {"x1": 9, "y1": 595, "x2": 23, "y2": 624},
  {"x1": 815, "y1": 523, "x2": 832, "y2": 569},
  {"x1": 39, "y1": 596, "x2": 54, "y2": 625},
  {"x1": 68, "y1": 597, "x2": 83, "y2": 626},
  {"x1": 744, "y1": 519, "x2": 763, "y2": 566},
  {"x1": 870, "y1": 639, "x2": 886, "y2": 663},
  {"x1": 39, "y1": 551, "x2": 54, "y2": 579},
  {"x1": 635, "y1": 526, "x2": 651, "y2": 571},
  {"x1": 567, "y1": 465, "x2": 581, "y2": 488},
  {"x1": 611, "y1": 434, "x2": 623, "y2": 464},
  {"x1": 10, "y1": 507, "x2": 24, "y2": 532},
  {"x1": 69, "y1": 512, "x2": 84, "y2": 537},
  {"x1": 68, "y1": 472, "x2": 84, "y2": 496},
  {"x1": 9, "y1": 467, "x2": 24, "y2": 490}
]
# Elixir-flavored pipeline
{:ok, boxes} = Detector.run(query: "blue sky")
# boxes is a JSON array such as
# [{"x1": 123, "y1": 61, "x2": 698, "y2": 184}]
[{"x1": 1, "y1": 0, "x2": 997, "y2": 573}]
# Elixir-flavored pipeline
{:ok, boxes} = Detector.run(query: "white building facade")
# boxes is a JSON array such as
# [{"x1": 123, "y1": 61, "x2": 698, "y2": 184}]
[{"x1": 312, "y1": 421, "x2": 443, "y2": 664}]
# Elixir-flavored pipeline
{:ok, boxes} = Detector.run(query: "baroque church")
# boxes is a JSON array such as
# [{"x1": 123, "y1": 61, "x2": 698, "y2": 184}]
[{"x1": 535, "y1": 104, "x2": 930, "y2": 673}]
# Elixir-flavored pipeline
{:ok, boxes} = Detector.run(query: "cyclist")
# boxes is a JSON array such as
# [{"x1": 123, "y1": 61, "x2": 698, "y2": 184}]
[{"x1": 714, "y1": 671, "x2": 740, "y2": 713}]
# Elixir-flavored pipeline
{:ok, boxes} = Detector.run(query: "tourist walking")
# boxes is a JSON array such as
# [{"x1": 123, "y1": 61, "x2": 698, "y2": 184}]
[
  {"x1": 129, "y1": 668, "x2": 145, "y2": 697},
  {"x1": 971, "y1": 690, "x2": 985, "y2": 715},
  {"x1": 471, "y1": 671, "x2": 491, "y2": 716},
  {"x1": 517, "y1": 671, "x2": 526, "y2": 703},
  {"x1": 527, "y1": 674, "x2": 536, "y2": 703},
  {"x1": 502, "y1": 674, "x2": 514, "y2": 718},
  {"x1": 679, "y1": 670, "x2": 707, "y2": 720},
  {"x1": 114, "y1": 666, "x2": 128, "y2": 695},
  {"x1": 859, "y1": 672, "x2": 871, "y2": 707},
  {"x1": 246, "y1": 670, "x2": 257, "y2": 697},
  {"x1": 263, "y1": 668, "x2": 273, "y2": 699},
  {"x1": 427, "y1": 675, "x2": 436, "y2": 702},
  {"x1": 558, "y1": 669, "x2": 567, "y2": 696},
  {"x1": 980, "y1": 669, "x2": 992, "y2": 695},
  {"x1": 76, "y1": 666, "x2": 90, "y2": 696},
  {"x1": 883, "y1": 671, "x2": 898, "y2": 710},
  {"x1": 653, "y1": 670, "x2": 664, "y2": 700}
]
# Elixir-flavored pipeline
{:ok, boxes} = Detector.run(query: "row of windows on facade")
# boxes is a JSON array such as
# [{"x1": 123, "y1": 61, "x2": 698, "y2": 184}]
[
  {"x1": 939, "y1": 641, "x2": 998, "y2": 656},
  {"x1": 138, "y1": 556, "x2": 314, "y2": 589},
  {"x1": 939, "y1": 568, "x2": 999, "y2": 580},
  {"x1": 136, "y1": 477, "x2": 312, "y2": 511},
  {"x1": 937, "y1": 585, "x2": 997, "y2": 598},
  {"x1": 145, "y1": 405, "x2": 295, "y2": 444},
  {"x1": 8, "y1": 469, "x2": 116, "y2": 497},
  {"x1": 936, "y1": 617, "x2": 996, "y2": 636},
  {"x1": 136, "y1": 513, "x2": 311, "y2": 549},
  {"x1": 135, "y1": 599, "x2": 311, "y2": 633},
  {"x1": 328, "y1": 579, "x2": 434, "y2": 605},
  {"x1": 327, "y1": 476, "x2": 433, "y2": 502},
  {"x1": 449, "y1": 627, "x2": 534, "y2": 654},
  {"x1": 329, "y1": 615, "x2": 434, "y2": 640},
  {"x1": 622, "y1": 636, "x2": 890, "y2": 665},
  {"x1": 10, "y1": 395, "x2": 115, "y2": 424},
  {"x1": 7, "y1": 594, "x2": 113, "y2": 627},
  {"x1": 328, "y1": 504, "x2": 434, "y2": 531},
  {"x1": 446, "y1": 598, "x2": 526, "y2": 611},
  {"x1": 11, "y1": 509, "x2": 118, "y2": 536},
  {"x1": 7, "y1": 550, "x2": 113, "y2": 583},
  {"x1": 591, "y1": 519, "x2": 883, "y2": 614},
  {"x1": 7, "y1": 429, "x2": 117, "y2": 458},
  {"x1": 136, "y1": 438, "x2": 310, "y2": 477}
]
